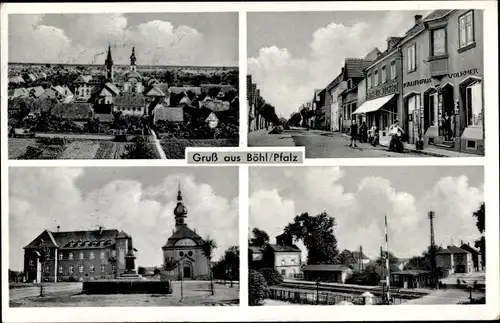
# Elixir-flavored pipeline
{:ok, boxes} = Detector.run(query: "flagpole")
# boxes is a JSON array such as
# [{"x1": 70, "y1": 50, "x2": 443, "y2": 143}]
[{"x1": 385, "y1": 214, "x2": 391, "y2": 303}]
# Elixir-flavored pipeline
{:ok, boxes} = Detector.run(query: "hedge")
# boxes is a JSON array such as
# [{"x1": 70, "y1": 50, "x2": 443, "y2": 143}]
[
  {"x1": 258, "y1": 268, "x2": 284, "y2": 286},
  {"x1": 82, "y1": 280, "x2": 172, "y2": 294},
  {"x1": 249, "y1": 270, "x2": 268, "y2": 306}
]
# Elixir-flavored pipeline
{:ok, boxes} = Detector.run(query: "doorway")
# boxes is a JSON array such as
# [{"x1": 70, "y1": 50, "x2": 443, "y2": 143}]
[
  {"x1": 423, "y1": 88, "x2": 439, "y2": 136},
  {"x1": 441, "y1": 84, "x2": 455, "y2": 140},
  {"x1": 183, "y1": 264, "x2": 192, "y2": 279}
]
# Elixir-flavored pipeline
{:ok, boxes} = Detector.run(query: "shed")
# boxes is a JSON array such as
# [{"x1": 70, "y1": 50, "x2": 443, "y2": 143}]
[{"x1": 303, "y1": 264, "x2": 352, "y2": 283}]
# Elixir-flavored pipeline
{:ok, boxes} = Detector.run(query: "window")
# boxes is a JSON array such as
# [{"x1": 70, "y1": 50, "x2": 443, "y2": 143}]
[
  {"x1": 79, "y1": 265, "x2": 84, "y2": 273},
  {"x1": 59, "y1": 253, "x2": 63, "y2": 260},
  {"x1": 367, "y1": 73, "x2": 372, "y2": 88},
  {"x1": 179, "y1": 251, "x2": 184, "y2": 257},
  {"x1": 390, "y1": 60, "x2": 397, "y2": 80},
  {"x1": 101, "y1": 264, "x2": 106, "y2": 272},
  {"x1": 188, "y1": 251, "x2": 193, "y2": 256},
  {"x1": 100, "y1": 251, "x2": 105, "y2": 260},
  {"x1": 111, "y1": 250, "x2": 116, "y2": 257},
  {"x1": 374, "y1": 70, "x2": 379, "y2": 87},
  {"x1": 69, "y1": 265, "x2": 74, "y2": 274},
  {"x1": 89, "y1": 252, "x2": 95, "y2": 260},
  {"x1": 407, "y1": 44, "x2": 416, "y2": 72},
  {"x1": 112, "y1": 265, "x2": 117, "y2": 273},
  {"x1": 281, "y1": 269, "x2": 286, "y2": 276},
  {"x1": 90, "y1": 265, "x2": 95, "y2": 273},
  {"x1": 79, "y1": 252, "x2": 84, "y2": 260},
  {"x1": 347, "y1": 79, "x2": 353, "y2": 89},
  {"x1": 459, "y1": 11, "x2": 474, "y2": 48},
  {"x1": 466, "y1": 81, "x2": 482, "y2": 127},
  {"x1": 29, "y1": 260, "x2": 34, "y2": 266},
  {"x1": 59, "y1": 265, "x2": 63, "y2": 274},
  {"x1": 45, "y1": 266, "x2": 50, "y2": 273},
  {"x1": 291, "y1": 258, "x2": 296, "y2": 264},
  {"x1": 281, "y1": 259, "x2": 285, "y2": 265},
  {"x1": 381, "y1": 65, "x2": 387, "y2": 83},
  {"x1": 69, "y1": 253, "x2": 73, "y2": 260},
  {"x1": 431, "y1": 28, "x2": 447, "y2": 56}
]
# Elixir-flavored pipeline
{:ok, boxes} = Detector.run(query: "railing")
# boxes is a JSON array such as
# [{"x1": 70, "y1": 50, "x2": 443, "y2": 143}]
[{"x1": 267, "y1": 286, "x2": 385, "y2": 305}]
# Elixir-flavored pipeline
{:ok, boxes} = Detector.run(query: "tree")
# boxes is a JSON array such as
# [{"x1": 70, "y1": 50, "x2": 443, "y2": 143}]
[
  {"x1": 288, "y1": 112, "x2": 302, "y2": 127},
  {"x1": 250, "y1": 228, "x2": 270, "y2": 247},
  {"x1": 283, "y1": 212, "x2": 339, "y2": 264},
  {"x1": 473, "y1": 203, "x2": 485, "y2": 266},
  {"x1": 121, "y1": 136, "x2": 158, "y2": 159},
  {"x1": 107, "y1": 254, "x2": 118, "y2": 278},
  {"x1": 201, "y1": 237, "x2": 218, "y2": 295},
  {"x1": 224, "y1": 246, "x2": 240, "y2": 287},
  {"x1": 334, "y1": 249, "x2": 355, "y2": 265},
  {"x1": 138, "y1": 267, "x2": 147, "y2": 275},
  {"x1": 258, "y1": 268, "x2": 283, "y2": 286},
  {"x1": 163, "y1": 256, "x2": 179, "y2": 281},
  {"x1": 38, "y1": 241, "x2": 51, "y2": 296},
  {"x1": 249, "y1": 269, "x2": 268, "y2": 306}
]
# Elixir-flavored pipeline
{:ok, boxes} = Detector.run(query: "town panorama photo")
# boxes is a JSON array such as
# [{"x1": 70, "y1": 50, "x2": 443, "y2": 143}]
[{"x1": 7, "y1": 13, "x2": 239, "y2": 159}]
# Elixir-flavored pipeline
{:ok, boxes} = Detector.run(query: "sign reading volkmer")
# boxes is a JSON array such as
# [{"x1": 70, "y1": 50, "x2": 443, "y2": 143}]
[
  {"x1": 186, "y1": 150, "x2": 304, "y2": 164},
  {"x1": 403, "y1": 68, "x2": 480, "y2": 88}
]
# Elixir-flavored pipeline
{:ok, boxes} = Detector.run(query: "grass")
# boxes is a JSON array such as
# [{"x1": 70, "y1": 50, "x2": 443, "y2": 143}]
[
  {"x1": 8, "y1": 138, "x2": 37, "y2": 159},
  {"x1": 160, "y1": 139, "x2": 238, "y2": 159},
  {"x1": 10, "y1": 281, "x2": 239, "y2": 307}
]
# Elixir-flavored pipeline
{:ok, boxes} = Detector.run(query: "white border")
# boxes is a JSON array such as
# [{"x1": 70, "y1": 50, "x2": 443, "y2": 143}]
[{"x1": 2, "y1": 1, "x2": 499, "y2": 322}]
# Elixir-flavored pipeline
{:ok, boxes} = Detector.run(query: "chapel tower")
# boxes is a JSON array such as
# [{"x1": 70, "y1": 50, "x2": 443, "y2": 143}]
[
  {"x1": 174, "y1": 184, "x2": 188, "y2": 228},
  {"x1": 130, "y1": 47, "x2": 137, "y2": 71},
  {"x1": 105, "y1": 45, "x2": 114, "y2": 82}
]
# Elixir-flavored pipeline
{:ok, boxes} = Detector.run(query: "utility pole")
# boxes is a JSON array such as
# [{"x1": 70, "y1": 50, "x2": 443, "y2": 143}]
[
  {"x1": 380, "y1": 246, "x2": 385, "y2": 304},
  {"x1": 359, "y1": 246, "x2": 364, "y2": 271},
  {"x1": 429, "y1": 211, "x2": 439, "y2": 289},
  {"x1": 385, "y1": 215, "x2": 391, "y2": 303}
]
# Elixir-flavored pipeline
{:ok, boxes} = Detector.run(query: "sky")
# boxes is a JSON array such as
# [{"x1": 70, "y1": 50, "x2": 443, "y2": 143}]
[
  {"x1": 249, "y1": 166, "x2": 484, "y2": 261},
  {"x1": 247, "y1": 10, "x2": 431, "y2": 118},
  {"x1": 9, "y1": 167, "x2": 239, "y2": 271},
  {"x1": 8, "y1": 13, "x2": 238, "y2": 66}
]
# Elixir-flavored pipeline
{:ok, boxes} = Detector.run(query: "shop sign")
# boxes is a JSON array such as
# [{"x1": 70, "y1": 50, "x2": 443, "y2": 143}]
[
  {"x1": 366, "y1": 82, "x2": 398, "y2": 100},
  {"x1": 404, "y1": 68, "x2": 480, "y2": 88}
]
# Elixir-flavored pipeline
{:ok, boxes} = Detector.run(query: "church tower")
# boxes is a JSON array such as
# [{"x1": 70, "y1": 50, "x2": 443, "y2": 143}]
[
  {"x1": 130, "y1": 47, "x2": 137, "y2": 71},
  {"x1": 174, "y1": 184, "x2": 188, "y2": 228},
  {"x1": 105, "y1": 45, "x2": 114, "y2": 83}
]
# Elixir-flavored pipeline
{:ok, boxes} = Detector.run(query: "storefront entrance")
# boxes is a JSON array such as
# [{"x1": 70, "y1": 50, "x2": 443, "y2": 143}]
[
  {"x1": 405, "y1": 93, "x2": 421, "y2": 144},
  {"x1": 440, "y1": 84, "x2": 455, "y2": 142}
]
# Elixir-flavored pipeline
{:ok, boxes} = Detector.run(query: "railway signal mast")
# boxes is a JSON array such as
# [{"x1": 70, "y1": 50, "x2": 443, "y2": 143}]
[{"x1": 429, "y1": 211, "x2": 439, "y2": 289}]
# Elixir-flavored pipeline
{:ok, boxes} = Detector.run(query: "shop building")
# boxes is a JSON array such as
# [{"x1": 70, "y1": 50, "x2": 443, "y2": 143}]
[
  {"x1": 400, "y1": 10, "x2": 484, "y2": 154},
  {"x1": 352, "y1": 37, "x2": 404, "y2": 145}
]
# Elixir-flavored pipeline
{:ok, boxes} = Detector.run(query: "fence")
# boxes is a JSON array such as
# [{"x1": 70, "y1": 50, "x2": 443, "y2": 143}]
[{"x1": 267, "y1": 286, "x2": 385, "y2": 305}]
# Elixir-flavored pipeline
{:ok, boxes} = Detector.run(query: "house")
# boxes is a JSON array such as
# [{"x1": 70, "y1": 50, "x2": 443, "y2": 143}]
[
  {"x1": 51, "y1": 103, "x2": 94, "y2": 121},
  {"x1": 390, "y1": 270, "x2": 431, "y2": 289},
  {"x1": 460, "y1": 242, "x2": 483, "y2": 271},
  {"x1": 436, "y1": 245, "x2": 474, "y2": 274},
  {"x1": 311, "y1": 89, "x2": 324, "y2": 129},
  {"x1": 9, "y1": 75, "x2": 25, "y2": 84},
  {"x1": 153, "y1": 105, "x2": 184, "y2": 124},
  {"x1": 303, "y1": 264, "x2": 352, "y2": 283},
  {"x1": 248, "y1": 245, "x2": 265, "y2": 270},
  {"x1": 23, "y1": 227, "x2": 135, "y2": 282},
  {"x1": 39, "y1": 86, "x2": 73, "y2": 102},
  {"x1": 261, "y1": 235, "x2": 302, "y2": 278},
  {"x1": 324, "y1": 72, "x2": 345, "y2": 132},
  {"x1": 400, "y1": 10, "x2": 484, "y2": 154},
  {"x1": 28, "y1": 86, "x2": 46, "y2": 98},
  {"x1": 74, "y1": 75, "x2": 95, "y2": 102},
  {"x1": 8, "y1": 88, "x2": 29, "y2": 100},
  {"x1": 113, "y1": 93, "x2": 146, "y2": 117}
]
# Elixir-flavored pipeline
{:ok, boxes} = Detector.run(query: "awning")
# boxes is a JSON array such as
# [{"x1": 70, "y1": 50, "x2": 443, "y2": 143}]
[{"x1": 352, "y1": 94, "x2": 395, "y2": 115}]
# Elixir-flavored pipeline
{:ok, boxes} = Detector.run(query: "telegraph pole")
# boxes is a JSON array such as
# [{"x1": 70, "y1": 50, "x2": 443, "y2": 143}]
[
  {"x1": 428, "y1": 211, "x2": 439, "y2": 289},
  {"x1": 385, "y1": 215, "x2": 391, "y2": 303},
  {"x1": 380, "y1": 246, "x2": 385, "y2": 303},
  {"x1": 359, "y1": 246, "x2": 364, "y2": 271}
]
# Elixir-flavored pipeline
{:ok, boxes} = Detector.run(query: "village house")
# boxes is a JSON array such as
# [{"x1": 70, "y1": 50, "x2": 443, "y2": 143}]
[
  {"x1": 23, "y1": 227, "x2": 135, "y2": 282},
  {"x1": 400, "y1": 10, "x2": 484, "y2": 154},
  {"x1": 261, "y1": 235, "x2": 302, "y2": 278},
  {"x1": 436, "y1": 245, "x2": 474, "y2": 274},
  {"x1": 352, "y1": 38, "x2": 403, "y2": 145},
  {"x1": 73, "y1": 75, "x2": 95, "y2": 102},
  {"x1": 153, "y1": 105, "x2": 184, "y2": 124},
  {"x1": 162, "y1": 186, "x2": 210, "y2": 280},
  {"x1": 460, "y1": 242, "x2": 483, "y2": 271},
  {"x1": 325, "y1": 72, "x2": 346, "y2": 132},
  {"x1": 113, "y1": 93, "x2": 146, "y2": 117}
]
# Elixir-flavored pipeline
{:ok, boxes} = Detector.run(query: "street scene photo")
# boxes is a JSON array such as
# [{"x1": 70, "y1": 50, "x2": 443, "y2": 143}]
[
  {"x1": 247, "y1": 10, "x2": 484, "y2": 158},
  {"x1": 8, "y1": 13, "x2": 239, "y2": 159},
  {"x1": 8, "y1": 167, "x2": 239, "y2": 307},
  {"x1": 248, "y1": 166, "x2": 485, "y2": 305}
]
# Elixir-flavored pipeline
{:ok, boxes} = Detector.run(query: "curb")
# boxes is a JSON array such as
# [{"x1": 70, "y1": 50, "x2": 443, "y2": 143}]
[{"x1": 377, "y1": 143, "x2": 448, "y2": 157}]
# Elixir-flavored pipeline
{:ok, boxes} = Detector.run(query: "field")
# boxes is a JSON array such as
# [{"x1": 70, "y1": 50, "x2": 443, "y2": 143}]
[
  {"x1": 10, "y1": 281, "x2": 239, "y2": 307},
  {"x1": 8, "y1": 138, "x2": 137, "y2": 159},
  {"x1": 160, "y1": 139, "x2": 238, "y2": 159}
]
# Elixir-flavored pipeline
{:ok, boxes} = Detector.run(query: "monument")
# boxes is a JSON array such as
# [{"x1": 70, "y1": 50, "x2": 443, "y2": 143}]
[{"x1": 117, "y1": 236, "x2": 146, "y2": 280}]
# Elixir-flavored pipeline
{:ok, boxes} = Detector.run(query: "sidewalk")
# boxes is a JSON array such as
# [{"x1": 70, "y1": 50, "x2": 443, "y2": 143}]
[
  {"x1": 248, "y1": 129, "x2": 295, "y2": 147},
  {"x1": 339, "y1": 133, "x2": 475, "y2": 157}
]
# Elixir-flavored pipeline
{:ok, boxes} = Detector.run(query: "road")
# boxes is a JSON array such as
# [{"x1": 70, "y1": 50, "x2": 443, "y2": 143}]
[
  {"x1": 10, "y1": 283, "x2": 83, "y2": 301},
  {"x1": 401, "y1": 288, "x2": 485, "y2": 305},
  {"x1": 249, "y1": 128, "x2": 422, "y2": 158}
]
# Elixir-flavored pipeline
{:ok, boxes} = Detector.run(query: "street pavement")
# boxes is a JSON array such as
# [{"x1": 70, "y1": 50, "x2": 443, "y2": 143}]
[
  {"x1": 401, "y1": 288, "x2": 484, "y2": 305},
  {"x1": 10, "y1": 283, "x2": 83, "y2": 301},
  {"x1": 249, "y1": 128, "x2": 422, "y2": 158}
]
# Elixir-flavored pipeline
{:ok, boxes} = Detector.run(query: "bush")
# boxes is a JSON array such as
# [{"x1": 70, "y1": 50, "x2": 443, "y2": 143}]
[
  {"x1": 249, "y1": 270, "x2": 268, "y2": 306},
  {"x1": 83, "y1": 280, "x2": 172, "y2": 294},
  {"x1": 121, "y1": 136, "x2": 159, "y2": 159},
  {"x1": 258, "y1": 268, "x2": 283, "y2": 286}
]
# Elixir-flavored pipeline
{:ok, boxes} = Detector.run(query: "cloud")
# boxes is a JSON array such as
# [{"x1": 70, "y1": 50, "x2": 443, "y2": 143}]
[
  {"x1": 249, "y1": 168, "x2": 484, "y2": 260},
  {"x1": 8, "y1": 14, "x2": 231, "y2": 66},
  {"x1": 248, "y1": 11, "x2": 427, "y2": 117},
  {"x1": 9, "y1": 168, "x2": 238, "y2": 270}
]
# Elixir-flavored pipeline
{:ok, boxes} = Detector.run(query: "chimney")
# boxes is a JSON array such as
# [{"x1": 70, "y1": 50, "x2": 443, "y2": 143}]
[
  {"x1": 99, "y1": 226, "x2": 103, "y2": 235},
  {"x1": 414, "y1": 15, "x2": 423, "y2": 24},
  {"x1": 57, "y1": 225, "x2": 60, "y2": 232},
  {"x1": 461, "y1": 240, "x2": 463, "y2": 245}
]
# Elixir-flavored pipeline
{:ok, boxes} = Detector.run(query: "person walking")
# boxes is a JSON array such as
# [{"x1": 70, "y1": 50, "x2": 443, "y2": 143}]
[
  {"x1": 369, "y1": 124, "x2": 377, "y2": 146},
  {"x1": 349, "y1": 119, "x2": 358, "y2": 148},
  {"x1": 388, "y1": 119, "x2": 404, "y2": 152},
  {"x1": 360, "y1": 121, "x2": 368, "y2": 143}
]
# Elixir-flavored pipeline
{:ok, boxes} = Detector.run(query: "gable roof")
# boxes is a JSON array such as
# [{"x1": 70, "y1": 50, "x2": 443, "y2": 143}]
[
  {"x1": 202, "y1": 100, "x2": 231, "y2": 112},
  {"x1": 163, "y1": 225, "x2": 204, "y2": 248},
  {"x1": 24, "y1": 229, "x2": 123, "y2": 250},
  {"x1": 28, "y1": 86, "x2": 46, "y2": 98},
  {"x1": 460, "y1": 244, "x2": 481, "y2": 255},
  {"x1": 267, "y1": 244, "x2": 301, "y2": 253},
  {"x1": 144, "y1": 86, "x2": 166, "y2": 97},
  {"x1": 126, "y1": 70, "x2": 142, "y2": 80},
  {"x1": 400, "y1": 10, "x2": 454, "y2": 45},
  {"x1": 153, "y1": 106, "x2": 184, "y2": 123},
  {"x1": 104, "y1": 82, "x2": 121, "y2": 96},
  {"x1": 8, "y1": 88, "x2": 29, "y2": 99},
  {"x1": 303, "y1": 264, "x2": 351, "y2": 272},
  {"x1": 169, "y1": 86, "x2": 202, "y2": 95},
  {"x1": 343, "y1": 58, "x2": 373, "y2": 79},
  {"x1": 114, "y1": 93, "x2": 146, "y2": 107},
  {"x1": 97, "y1": 88, "x2": 113, "y2": 97},
  {"x1": 447, "y1": 245, "x2": 470, "y2": 254},
  {"x1": 10, "y1": 75, "x2": 25, "y2": 83},
  {"x1": 51, "y1": 103, "x2": 93, "y2": 120},
  {"x1": 75, "y1": 75, "x2": 93, "y2": 83}
]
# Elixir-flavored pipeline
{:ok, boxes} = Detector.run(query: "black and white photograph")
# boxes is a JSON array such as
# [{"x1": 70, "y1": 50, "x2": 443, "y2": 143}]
[
  {"x1": 248, "y1": 166, "x2": 485, "y2": 305},
  {"x1": 247, "y1": 10, "x2": 485, "y2": 157},
  {"x1": 8, "y1": 167, "x2": 239, "y2": 307},
  {"x1": 7, "y1": 12, "x2": 239, "y2": 160}
]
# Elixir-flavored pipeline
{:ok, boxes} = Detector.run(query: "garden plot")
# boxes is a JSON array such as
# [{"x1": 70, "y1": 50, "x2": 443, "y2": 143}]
[
  {"x1": 160, "y1": 139, "x2": 238, "y2": 159},
  {"x1": 8, "y1": 139, "x2": 37, "y2": 159},
  {"x1": 59, "y1": 141, "x2": 100, "y2": 159}
]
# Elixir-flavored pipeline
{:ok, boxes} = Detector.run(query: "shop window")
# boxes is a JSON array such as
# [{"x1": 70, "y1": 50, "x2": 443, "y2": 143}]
[
  {"x1": 374, "y1": 70, "x2": 379, "y2": 87},
  {"x1": 367, "y1": 73, "x2": 372, "y2": 88},
  {"x1": 390, "y1": 60, "x2": 396, "y2": 80},
  {"x1": 466, "y1": 81, "x2": 482, "y2": 127},
  {"x1": 59, "y1": 253, "x2": 63, "y2": 260},
  {"x1": 459, "y1": 11, "x2": 474, "y2": 49},
  {"x1": 431, "y1": 28, "x2": 447, "y2": 56},
  {"x1": 381, "y1": 65, "x2": 387, "y2": 83},
  {"x1": 407, "y1": 44, "x2": 416, "y2": 72},
  {"x1": 69, "y1": 265, "x2": 74, "y2": 274}
]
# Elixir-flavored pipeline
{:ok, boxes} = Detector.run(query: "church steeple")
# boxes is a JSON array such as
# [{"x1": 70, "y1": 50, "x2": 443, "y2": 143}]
[
  {"x1": 174, "y1": 182, "x2": 188, "y2": 228},
  {"x1": 130, "y1": 47, "x2": 137, "y2": 71},
  {"x1": 105, "y1": 45, "x2": 114, "y2": 82}
]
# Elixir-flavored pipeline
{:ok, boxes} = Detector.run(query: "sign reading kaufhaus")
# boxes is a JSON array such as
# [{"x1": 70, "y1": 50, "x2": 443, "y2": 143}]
[
  {"x1": 366, "y1": 80, "x2": 398, "y2": 100},
  {"x1": 403, "y1": 68, "x2": 480, "y2": 88}
]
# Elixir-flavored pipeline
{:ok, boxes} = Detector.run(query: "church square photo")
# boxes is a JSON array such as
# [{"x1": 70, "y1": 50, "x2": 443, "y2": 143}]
[
  {"x1": 7, "y1": 12, "x2": 239, "y2": 160},
  {"x1": 8, "y1": 167, "x2": 240, "y2": 307}
]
